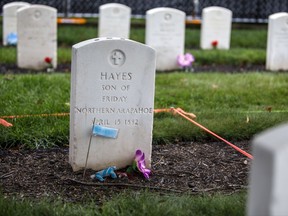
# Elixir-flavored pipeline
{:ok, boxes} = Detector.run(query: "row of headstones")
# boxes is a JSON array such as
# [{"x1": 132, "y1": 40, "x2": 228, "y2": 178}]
[
  {"x1": 3, "y1": 3, "x2": 288, "y2": 213},
  {"x1": 2, "y1": 2, "x2": 57, "y2": 70},
  {"x1": 69, "y1": 37, "x2": 288, "y2": 215},
  {"x1": 2, "y1": 2, "x2": 288, "y2": 71}
]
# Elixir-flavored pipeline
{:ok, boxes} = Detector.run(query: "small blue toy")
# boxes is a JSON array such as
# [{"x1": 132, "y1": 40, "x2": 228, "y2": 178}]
[{"x1": 90, "y1": 166, "x2": 117, "y2": 182}]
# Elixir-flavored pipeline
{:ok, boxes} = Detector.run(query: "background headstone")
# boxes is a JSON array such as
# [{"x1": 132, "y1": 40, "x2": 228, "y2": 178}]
[
  {"x1": 200, "y1": 6, "x2": 232, "y2": 50},
  {"x1": 266, "y1": 12, "x2": 288, "y2": 71},
  {"x1": 17, "y1": 5, "x2": 57, "y2": 70},
  {"x1": 145, "y1": 7, "x2": 185, "y2": 71},
  {"x1": 69, "y1": 38, "x2": 156, "y2": 171},
  {"x1": 247, "y1": 123, "x2": 288, "y2": 216},
  {"x1": 98, "y1": 3, "x2": 131, "y2": 39},
  {"x1": 2, "y1": 2, "x2": 30, "y2": 46}
]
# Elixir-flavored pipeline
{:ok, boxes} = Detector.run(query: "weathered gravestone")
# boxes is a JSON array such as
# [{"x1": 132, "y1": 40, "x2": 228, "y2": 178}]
[
  {"x1": 69, "y1": 38, "x2": 156, "y2": 171},
  {"x1": 17, "y1": 5, "x2": 57, "y2": 70},
  {"x1": 98, "y1": 3, "x2": 131, "y2": 39},
  {"x1": 266, "y1": 12, "x2": 288, "y2": 71},
  {"x1": 2, "y1": 2, "x2": 30, "y2": 46},
  {"x1": 200, "y1": 6, "x2": 232, "y2": 50},
  {"x1": 145, "y1": 7, "x2": 185, "y2": 71},
  {"x1": 247, "y1": 123, "x2": 288, "y2": 216}
]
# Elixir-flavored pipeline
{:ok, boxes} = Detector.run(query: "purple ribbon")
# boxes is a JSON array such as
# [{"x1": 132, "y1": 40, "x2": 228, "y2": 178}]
[{"x1": 134, "y1": 149, "x2": 151, "y2": 179}]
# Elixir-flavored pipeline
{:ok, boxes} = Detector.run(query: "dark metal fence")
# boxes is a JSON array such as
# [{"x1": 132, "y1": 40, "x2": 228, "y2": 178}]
[{"x1": 1, "y1": 0, "x2": 288, "y2": 23}]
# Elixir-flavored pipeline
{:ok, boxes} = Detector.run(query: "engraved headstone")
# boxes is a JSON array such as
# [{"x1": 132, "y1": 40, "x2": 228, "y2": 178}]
[
  {"x1": 247, "y1": 124, "x2": 288, "y2": 216},
  {"x1": 200, "y1": 6, "x2": 232, "y2": 50},
  {"x1": 69, "y1": 38, "x2": 156, "y2": 171},
  {"x1": 98, "y1": 3, "x2": 131, "y2": 39},
  {"x1": 17, "y1": 5, "x2": 57, "y2": 70},
  {"x1": 266, "y1": 12, "x2": 288, "y2": 71},
  {"x1": 145, "y1": 7, "x2": 185, "y2": 71},
  {"x1": 2, "y1": 2, "x2": 30, "y2": 46}
]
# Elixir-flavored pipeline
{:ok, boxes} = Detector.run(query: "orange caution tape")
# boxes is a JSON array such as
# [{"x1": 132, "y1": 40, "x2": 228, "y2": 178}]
[
  {"x1": 155, "y1": 107, "x2": 253, "y2": 160},
  {"x1": 0, "y1": 113, "x2": 69, "y2": 119},
  {"x1": 0, "y1": 118, "x2": 13, "y2": 127},
  {"x1": 57, "y1": 18, "x2": 87, "y2": 24},
  {"x1": 0, "y1": 108, "x2": 253, "y2": 159}
]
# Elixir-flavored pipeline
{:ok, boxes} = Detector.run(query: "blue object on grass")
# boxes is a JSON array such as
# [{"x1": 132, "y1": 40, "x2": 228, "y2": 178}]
[{"x1": 92, "y1": 125, "x2": 118, "y2": 138}]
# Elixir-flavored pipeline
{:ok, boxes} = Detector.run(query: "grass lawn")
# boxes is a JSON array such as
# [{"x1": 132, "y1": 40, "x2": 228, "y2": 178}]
[
  {"x1": 0, "y1": 20, "x2": 286, "y2": 215},
  {"x1": 0, "y1": 22, "x2": 268, "y2": 67},
  {"x1": 0, "y1": 190, "x2": 247, "y2": 216},
  {"x1": 0, "y1": 72, "x2": 287, "y2": 148}
]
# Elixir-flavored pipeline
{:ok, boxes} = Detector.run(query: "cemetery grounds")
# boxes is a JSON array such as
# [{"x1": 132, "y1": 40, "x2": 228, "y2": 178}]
[{"x1": 1, "y1": 19, "x2": 288, "y2": 215}]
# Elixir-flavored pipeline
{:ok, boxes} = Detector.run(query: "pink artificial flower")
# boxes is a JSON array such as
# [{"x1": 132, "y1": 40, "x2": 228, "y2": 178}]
[
  {"x1": 211, "y1": 40, "x2": 218, "y2": 48},
  {"x1": 177, "y1": 53, "x2": 195, "y2": 67},
  {"x1": 44, "y1": 57, "x2": 52, "y2": 64},
  {"x1": 134, "y1": 149, "x2": 151, "y2": 179},
  {"x1": 0, "y1": 119, "x2": 13, "y2": 127}
]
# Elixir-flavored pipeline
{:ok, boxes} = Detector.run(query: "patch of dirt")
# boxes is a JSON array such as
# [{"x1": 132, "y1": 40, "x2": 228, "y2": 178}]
[{"x1": 0, "y1": 141, "x2": 252, "y2": 204}]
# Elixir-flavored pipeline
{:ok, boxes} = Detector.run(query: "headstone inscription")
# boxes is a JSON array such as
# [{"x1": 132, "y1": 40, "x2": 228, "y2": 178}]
[
  {"x1": 145, "y1": 7, "x2": 185, "y2": 71},
  {"x1": 200, "y1": 6, "x2": 232, "y2": 50},
  {"x1": 69, "y1": 38, "x2": 156, "y2": 171},
  {"x1": 247, "y1": 124, "x2": 288, "y2": 216},
  {"x1": 266, "y1": 12, "x2": 288, "y2": 71},
  {"x1": 2, "y1": 2, "x2": 30, "y2": 46},
  {"x1": 17, "y1": 5, "x2": 57, "y2": 70},
  {"x1": 98, "y1": 3, "x2": 131, "y2": 39}
]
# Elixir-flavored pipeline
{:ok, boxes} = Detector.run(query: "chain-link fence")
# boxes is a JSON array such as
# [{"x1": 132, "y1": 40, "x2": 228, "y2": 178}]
[{"x1": 1, "y1": 0, "x2": 288, "y2": 22}]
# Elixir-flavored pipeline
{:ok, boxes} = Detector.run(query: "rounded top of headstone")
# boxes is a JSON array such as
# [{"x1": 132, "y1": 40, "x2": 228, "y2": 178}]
[
  {"x1": 3, "y1": 1, "x2": 30, "y2": 9},
  {"x1": 146, "y1": 7, "x2": 185, "y2": 16},
  {"x1": 269, "y1": 12, "x2": 288, "y2": 20},
  {"x1": 252, "y1": 123, "x2": 288, "y2": 152},
  {"x1": 17, "y1": 4, "x2": 57, "y2": 14},
  {"x1": 99, "y1": 3, "x2": 131, "y2": 11},
  {"x1": 73, "y1": 37, "x2": 155, "y2": 54},
  {"x1": 202, "y1": 6, "x2": 232, "y2": 15}
]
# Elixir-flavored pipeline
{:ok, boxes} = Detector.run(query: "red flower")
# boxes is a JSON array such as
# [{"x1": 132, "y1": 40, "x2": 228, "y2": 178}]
[
  {"x1": 44, "y1": 57, "x2": 52, "y2": 64},
  {"x1": 211, "y1": 40, "x2": 218, "y2": 48}
]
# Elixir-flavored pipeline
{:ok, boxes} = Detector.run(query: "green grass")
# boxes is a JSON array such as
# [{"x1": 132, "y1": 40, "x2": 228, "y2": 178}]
[
  {"x1": 0, "y1": 72, "x2": 287, "y2": 148},
  {"x1": 0, "y1": 46, "x2": 266, "y2": 67},
  {"x1": 0, "y1": 22, "x2": 281, "y2": 215},
  {"x1": 0, "y1": 23, "x2": 268, "y2": 67},
  {"x1": 0, "y1": 191, "x2": 246, "y2": 216}
]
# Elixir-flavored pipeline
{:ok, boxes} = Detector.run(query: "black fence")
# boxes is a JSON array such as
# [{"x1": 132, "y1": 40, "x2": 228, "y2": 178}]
[{"x1": 1, "y1": 0, "x2": 288, "y2": 23}]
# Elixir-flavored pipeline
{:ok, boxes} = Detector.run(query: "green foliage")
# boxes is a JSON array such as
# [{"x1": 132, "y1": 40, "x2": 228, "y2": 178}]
[
  {"x1": 0, "y1": 23, "x2": 268, "y2": 67},
  {"x1": 0, "y1": 191, "x2": 246, "y2": 216},
  {"x1": 0, "y1": 195, "x2": 99, "y2": 216},
  {"x1": 0, "y1": 74, "x2": 70, "y2": 148},
  {"x1": 58, "y1": 25, "x2": 97, "y2": 47},
  {"x1": 154, "y1": 72, "x2": 288, "y2": 142},
  {"x1": 0, "y1": 73, "x2": 288, "y2": 148},
  {"x1": 101, "y1": 191, "x2": 246, "y2": 216},
  {"x1": 190, "y1": 48, "x2": 266, "y2": 66}
]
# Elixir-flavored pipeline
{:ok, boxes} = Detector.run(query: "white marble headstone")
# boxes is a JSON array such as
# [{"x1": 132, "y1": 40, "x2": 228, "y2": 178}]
[
  {"x1": 98, "y1": 3, "x2": 131, "y2": 39},
  {"x1": 69, "y1": 38, "x2": 156, "y2": 171},
  {"x1": 2, "y1": 2, "x2": 30, "y2": 46},
  {"x1": 247, "y1": 123, "x2": 288, "y2": 216},
  {"x1": 17, "y1": 5, "x2": 57, "y2": 70},
  {"x1": 145, "y1": 7, "x2": 185, "y2": 71},
  {"x1": 266, "y1": 12, "x2": 288, "y2": 71},
  {"x1": 200, "y1": 6, "x2": 232, "y2": 50}
]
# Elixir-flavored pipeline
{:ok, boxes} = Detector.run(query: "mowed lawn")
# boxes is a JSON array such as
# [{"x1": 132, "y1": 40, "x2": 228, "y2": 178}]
[{"x1": 0, "y1": 72, "x2": 287, "y2": 148}]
